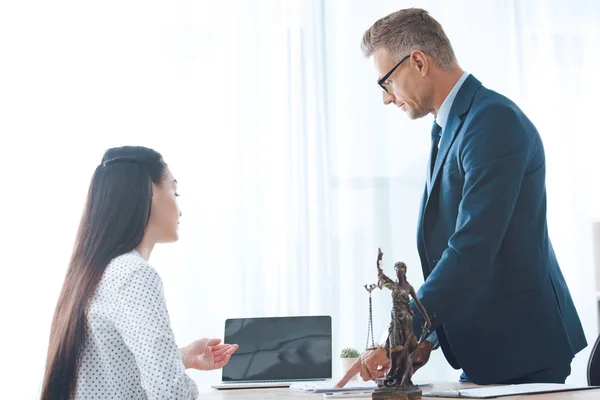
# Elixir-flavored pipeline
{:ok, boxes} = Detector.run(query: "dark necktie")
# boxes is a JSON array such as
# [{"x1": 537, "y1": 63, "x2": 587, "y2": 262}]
[{"x1": 427, "y1": 122, "x2": 442, "y2": 192}]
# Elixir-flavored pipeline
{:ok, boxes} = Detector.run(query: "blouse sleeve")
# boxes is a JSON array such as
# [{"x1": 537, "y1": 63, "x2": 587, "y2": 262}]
[{"x1": 112, "y1": 263, "x2": 199, "y2": 400}]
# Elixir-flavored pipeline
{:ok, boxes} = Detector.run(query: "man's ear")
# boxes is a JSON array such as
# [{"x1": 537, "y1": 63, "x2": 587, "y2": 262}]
[{"x1": 410, "y1": 50, "x2": 429, "y2": 76}]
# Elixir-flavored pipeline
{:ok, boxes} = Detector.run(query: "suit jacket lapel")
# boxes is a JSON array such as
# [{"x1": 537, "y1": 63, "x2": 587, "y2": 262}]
[
  {"x1": 416, "y1": 183, "x2": 429, "y2": 272},
  {"x1": 427, "y1": 114, "x2": 462, "y2": 196},
  {"x1": 426, "y1": 75, "x2": 482, "y2": 200},
  {"x1": 418, "y1": 75, "x2": 482, "y2": 259}
]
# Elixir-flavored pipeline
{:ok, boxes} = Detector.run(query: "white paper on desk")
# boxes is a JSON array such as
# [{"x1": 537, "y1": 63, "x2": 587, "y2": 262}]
[
  {"x1": 290, "y1": 381, "x2": 431, "y2": 394},
  {"x1": 290, "y1": 381, "x2": 377, "y2": 393},
  {"x1": 423, "y1": 383, "x2": 599, "y2": 398}
]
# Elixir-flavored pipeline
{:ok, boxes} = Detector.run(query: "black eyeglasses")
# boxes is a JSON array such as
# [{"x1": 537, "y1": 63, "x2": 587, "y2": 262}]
[{"x1": 378, "y1": 55, "x2": 409, "y2": 93}]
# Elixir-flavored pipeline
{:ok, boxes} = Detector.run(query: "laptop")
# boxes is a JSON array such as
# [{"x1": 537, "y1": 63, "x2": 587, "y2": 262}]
[{"x1": 211, "y1": 315, "x2": 332, "y2": 389}]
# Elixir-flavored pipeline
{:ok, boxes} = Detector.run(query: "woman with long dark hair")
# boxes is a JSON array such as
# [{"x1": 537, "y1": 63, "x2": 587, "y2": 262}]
[{"x1": 41, "y1": 146, "x2": 238, "y2": 399}]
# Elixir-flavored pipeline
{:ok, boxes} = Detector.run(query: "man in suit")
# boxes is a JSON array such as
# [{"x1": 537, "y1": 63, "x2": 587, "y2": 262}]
[{"x1": 336, "y1": 8, "x2": 587, "y2": 387}]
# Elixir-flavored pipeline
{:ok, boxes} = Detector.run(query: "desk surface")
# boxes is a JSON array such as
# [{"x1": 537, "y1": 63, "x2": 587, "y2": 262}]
[{"x1": 199, "y1": 382, "x2": 600, "y2": 399}]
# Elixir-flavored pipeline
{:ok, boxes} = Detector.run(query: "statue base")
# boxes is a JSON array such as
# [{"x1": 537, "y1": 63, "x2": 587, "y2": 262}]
[{"x1": 372, "y1": 379, "x2": 422, "y2": 400}]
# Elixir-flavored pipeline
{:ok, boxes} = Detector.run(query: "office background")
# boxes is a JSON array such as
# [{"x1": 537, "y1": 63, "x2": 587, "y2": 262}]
[{"x1": 0, "y1": 0, "x2": 599, "y2": 398}]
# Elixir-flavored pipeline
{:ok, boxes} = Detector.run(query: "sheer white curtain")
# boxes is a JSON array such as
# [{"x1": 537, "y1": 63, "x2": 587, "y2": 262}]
[
  {"x1": 0, "y1": 0, "x2": 336, "y2": 396},
  {"x1": 151, "y1": 0, "x2": 337, "y2": 387},
  {"x1": 509, "y1": 0, "x2": 600, "y2": 383},
  {"x1": 0, "y1": 1, "x2": 599, "y2": 398}
]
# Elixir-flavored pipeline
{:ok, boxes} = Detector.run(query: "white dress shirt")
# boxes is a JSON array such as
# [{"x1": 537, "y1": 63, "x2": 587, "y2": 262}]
[
  {"x1": 73, "y1": 250, "x2": 198, "y2": 399},
  {"x1": 436, "y1": 71, "x2": 470, "y2": 133}
]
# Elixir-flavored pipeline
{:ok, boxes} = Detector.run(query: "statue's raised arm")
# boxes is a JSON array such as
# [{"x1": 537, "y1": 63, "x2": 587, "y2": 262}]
[{"x1": 376, "y1": 248, "x2": 395, "y2": 289}]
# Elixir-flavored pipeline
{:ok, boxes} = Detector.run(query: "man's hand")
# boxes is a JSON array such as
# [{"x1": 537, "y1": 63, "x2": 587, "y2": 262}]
[
  {"x1": 412, "y1": 340, "x2": 434, "y2": 373},
  {"x1": 181, "y1": 338, "x2": 239, "y2": 370},
  {"x1": 334, "y1": 347, "x2": 390, "y2": 388}
]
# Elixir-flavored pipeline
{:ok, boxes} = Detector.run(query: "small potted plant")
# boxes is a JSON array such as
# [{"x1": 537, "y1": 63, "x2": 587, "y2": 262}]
[{"x1": 340, "y1": 347, "x2": 360, "y2": 380}]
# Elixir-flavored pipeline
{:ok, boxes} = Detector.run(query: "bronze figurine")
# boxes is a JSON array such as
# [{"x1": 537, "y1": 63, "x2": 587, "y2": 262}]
[{"x1": 370, "y1": 248, "x2": 431, "y2": 400}]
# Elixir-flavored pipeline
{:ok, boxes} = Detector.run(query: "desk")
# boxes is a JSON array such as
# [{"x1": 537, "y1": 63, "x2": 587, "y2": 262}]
[{"x1": 199, "y1": 382, "x2": 600, "y2": 399}]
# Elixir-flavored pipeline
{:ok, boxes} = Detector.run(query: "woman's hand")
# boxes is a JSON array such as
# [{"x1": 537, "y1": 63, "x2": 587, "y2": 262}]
[{"x1": 181, "y1": 338, "x2": 239, "y2": 370}]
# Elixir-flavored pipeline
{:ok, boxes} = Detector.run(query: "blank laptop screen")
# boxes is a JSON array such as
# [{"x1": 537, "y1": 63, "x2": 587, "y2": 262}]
[{"x1": 222, "y1": 315, "x2": 332, "y2": 382}]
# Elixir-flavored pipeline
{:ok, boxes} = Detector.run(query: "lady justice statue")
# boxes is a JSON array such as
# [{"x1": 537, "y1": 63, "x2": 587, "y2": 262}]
[{"x1": 371, "y1": 248, "x2": 431, "y2": 400}]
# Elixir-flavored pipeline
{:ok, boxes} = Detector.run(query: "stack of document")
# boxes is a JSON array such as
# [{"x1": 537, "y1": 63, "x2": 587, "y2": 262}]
[
  {"x1": 423, "y1": 383, "x2": 599, "y2": 398},
  {"x1": 290, "y1": 381, "x2": 377, "y2": 393},
  {"x1": 290, "y1": 381, "x2": 432, "y2": 394}
]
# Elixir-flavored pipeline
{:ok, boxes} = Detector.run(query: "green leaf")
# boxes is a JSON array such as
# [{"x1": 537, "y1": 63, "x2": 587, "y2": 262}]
[{"x1": 340, "y1": 347, "x2": 359, "y2": 358}]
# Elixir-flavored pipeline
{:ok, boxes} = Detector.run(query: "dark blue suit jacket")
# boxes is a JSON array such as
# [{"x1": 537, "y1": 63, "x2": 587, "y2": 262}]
[{"x1": 411, "y1": 75, "x2": 587, "y2": 384}]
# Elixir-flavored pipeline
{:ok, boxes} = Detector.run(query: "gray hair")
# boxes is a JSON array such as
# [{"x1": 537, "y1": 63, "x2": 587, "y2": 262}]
[{"x1": 361, "y1": 8, "x2": 457, "y2": 69}]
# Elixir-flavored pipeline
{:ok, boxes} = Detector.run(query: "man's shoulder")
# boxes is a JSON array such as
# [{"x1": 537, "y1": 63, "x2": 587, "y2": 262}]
[
  {"x1": 465, "y1": 80, "x2": 534, "y2": 123},
  {"x1": 456, "y1": 81, "x2": 540, "y2": 151},
  {"x1": 471, "y1": 85, "x2": 519, "y2": 111}
]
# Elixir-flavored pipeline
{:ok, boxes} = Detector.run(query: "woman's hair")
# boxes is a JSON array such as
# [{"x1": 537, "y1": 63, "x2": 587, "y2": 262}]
[{"x1": 41, "y1": 146, "x2": 167, "y2": 400}]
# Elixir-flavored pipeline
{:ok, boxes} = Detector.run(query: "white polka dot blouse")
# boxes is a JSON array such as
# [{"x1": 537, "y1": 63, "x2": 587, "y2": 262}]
[{"x1": 73, "y1": 250, "x2": 199, "y2": 399}]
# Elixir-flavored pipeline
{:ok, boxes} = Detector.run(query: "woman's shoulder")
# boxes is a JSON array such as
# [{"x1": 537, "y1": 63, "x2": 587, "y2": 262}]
[{"x1": 102, "y1": 250, "x2": 162, "y2": 291}]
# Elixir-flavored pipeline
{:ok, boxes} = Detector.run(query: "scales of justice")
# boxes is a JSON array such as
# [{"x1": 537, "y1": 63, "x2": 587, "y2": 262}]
[{"x1": 363, "y1": 248, "x2": 432, "y2": 400}]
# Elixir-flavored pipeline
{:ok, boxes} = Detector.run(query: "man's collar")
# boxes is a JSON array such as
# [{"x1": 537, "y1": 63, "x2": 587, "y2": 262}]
[{"x1": 436, "y1": 71, "x2": 470, "y2": 131}]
